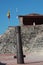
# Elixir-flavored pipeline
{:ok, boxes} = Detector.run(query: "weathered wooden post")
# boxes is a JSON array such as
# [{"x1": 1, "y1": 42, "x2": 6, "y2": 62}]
[{"x1": 16, "y1": 26, "x2": 24, "y2": 64}]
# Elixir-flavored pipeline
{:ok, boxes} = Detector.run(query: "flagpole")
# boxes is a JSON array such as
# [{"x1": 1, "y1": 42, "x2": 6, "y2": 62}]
[{"x1": 7, "y1": 10, "x2": 10, "y2": 26}]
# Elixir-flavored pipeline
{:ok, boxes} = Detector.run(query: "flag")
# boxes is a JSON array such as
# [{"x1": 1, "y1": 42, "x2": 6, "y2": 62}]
[{"x1": 7, "y1": 11, "x2": 10, "y2": 19}]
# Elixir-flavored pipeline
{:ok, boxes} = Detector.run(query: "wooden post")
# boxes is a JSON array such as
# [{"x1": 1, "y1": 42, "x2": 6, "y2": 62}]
[{"x1": 15, "y1": 26, "x2": 24, "y2": 64}]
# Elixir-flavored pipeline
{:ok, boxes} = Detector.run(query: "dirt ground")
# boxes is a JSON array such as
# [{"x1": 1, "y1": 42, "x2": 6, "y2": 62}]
[{"x1": 0, "y1": 52, "x2": 43, "y2": 65}]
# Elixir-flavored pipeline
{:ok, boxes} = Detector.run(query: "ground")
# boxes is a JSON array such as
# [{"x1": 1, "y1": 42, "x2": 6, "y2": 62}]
[{"x1": 0, "y1": 52, "x2": 43, "y2": 65}]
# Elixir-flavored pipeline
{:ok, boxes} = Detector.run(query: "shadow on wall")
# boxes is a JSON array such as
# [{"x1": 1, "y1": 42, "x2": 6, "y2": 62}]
[{"x1": 0, "y1": 62, "x2": 6, "y2": 65}]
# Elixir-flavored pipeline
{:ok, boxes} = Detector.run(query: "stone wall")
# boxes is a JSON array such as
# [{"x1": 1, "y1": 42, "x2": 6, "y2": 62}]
[{"x1": 0, "y1": 25, "x2": 43, "y2": 54}]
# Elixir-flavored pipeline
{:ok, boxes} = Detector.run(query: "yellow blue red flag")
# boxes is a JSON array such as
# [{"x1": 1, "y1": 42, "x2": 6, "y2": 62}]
[{"x1": 7, "y1": 11, "x2": 10, "y2": 19}]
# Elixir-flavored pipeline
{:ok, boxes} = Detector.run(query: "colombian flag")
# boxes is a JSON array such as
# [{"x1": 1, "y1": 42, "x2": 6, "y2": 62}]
[{"x1": 7, "y1": 11, "x2": 10, "y2": 19}]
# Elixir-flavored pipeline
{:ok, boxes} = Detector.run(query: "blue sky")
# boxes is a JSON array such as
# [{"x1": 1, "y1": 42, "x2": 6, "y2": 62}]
[{"x1": 0, "y1": 0, "x2": 43, "y2": 34}]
